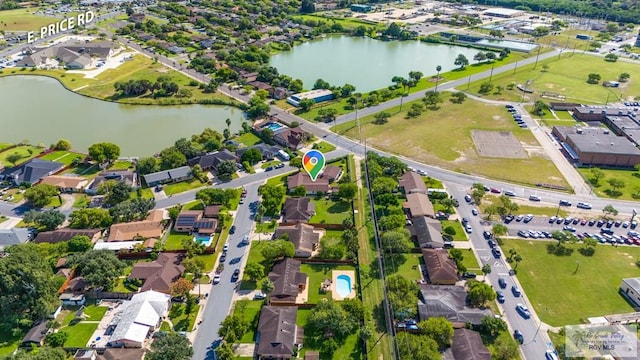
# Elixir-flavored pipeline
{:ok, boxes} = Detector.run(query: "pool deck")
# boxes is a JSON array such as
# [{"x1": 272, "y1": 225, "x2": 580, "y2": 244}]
[{"x1": 331, "y1": 270, "x2": 356, "y2": 301}]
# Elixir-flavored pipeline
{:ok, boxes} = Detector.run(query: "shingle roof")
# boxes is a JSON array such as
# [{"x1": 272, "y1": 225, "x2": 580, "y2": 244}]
[
  {"x1": 418, "y1": 285, "x2": 492, "y2": 325},
  {"x1": 282, "y1": 197, "x2": 315, "y2": 223},
  {"x1": 143, "y1": 166, "x2": 191, "y2": 185},
  {"x1": 21, "y1": 322, "x2": 48, "y2": 346},
  {"x1": 108, "y1": 291, "x2": 171, "y2": 346},
  {"x1": 187, "y1": 149, "x2": 238, "y2": 170},
  {"x1": 129, "y1": 253, "x2": 185, "y2": 293},
  {"x1": 421, "y1": 249, "x2": 457, "y2": 284},
  {"x1": 88, "y1": 170, "x2": 136, "y2": 192},
  {"x1": 40, "y1": 175, "x2": 88, "y2": 189},
  {"x1": 404, "y1": 193, "x2": 435, "y2": 218},
  {"x1": 0, "y1": 228, "x2": 31, "y2": 249},
  {"x1": 1, "y1": 158, "x2": 64, "y2": 185},
  {"x1": 322, "y1": 165, "x2": 342, "y2": 182},
  {"x1": 107, "y1": 211, "x2": 165, "y2": 242},
  {"x1": 256, "y1": 306, "x2": 300, "y2": 358},
  {"x1": 451, "y1": 329, "x2": 491, "y2": 360},
  {"x1": 274, "y1": 223, "x2": 320, "y2": 257},
  {"x1": 409, "y1": 216, "x2": 444, "y2": 248},
  {"x1": 34, "y1": 228, "x2": 101, "y2": 244},
  {"x1": 287, "y1": 172, "x2": 329, "y2": 193},
  {"x1": 268, "y1": 258, "x2": 307, "y2": 303},
  {"x1": 399, "y1": 171, "x2": 427, "y2": 194}
]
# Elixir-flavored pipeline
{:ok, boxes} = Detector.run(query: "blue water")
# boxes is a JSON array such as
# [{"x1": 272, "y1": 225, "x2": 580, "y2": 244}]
[
  {"x1": 336, "y1": 275, "x2": 352, "y2": 298},
  {"x1": 194, "y1": 235, "x2": 212, "y2": 247},
  {"x1": 262, "y1": 122, "x2": 284, "y2": 132}
]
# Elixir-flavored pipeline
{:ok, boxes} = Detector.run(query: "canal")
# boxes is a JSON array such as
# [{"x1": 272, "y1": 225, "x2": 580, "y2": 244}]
[{"x1": 0, "y1": 76, "x2": 247, "y2": 156}]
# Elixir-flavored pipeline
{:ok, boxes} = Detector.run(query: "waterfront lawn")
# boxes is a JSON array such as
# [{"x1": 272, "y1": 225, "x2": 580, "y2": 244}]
[
  {"x1": 440, "y1": 220, "x2": 467, "y2": 241},
  {"x1": 313, "y1": 141, "x2": 336, "y2": 153},
  {"x1": 0, "y1": 8, "x2": 53, "y2": 31},
  {"x1": 308, "y1": 198, "x2": 351, "y2": 224},
  {"x1": 466, "y1": 53, "x2": 640, "y2": 104},
  {"x1": 383, "y1": 253, "x2": 423, "y2": 282},
  {"x1": 162, "y1": 178, "x2": 206, "y2": 196},
  {"x1": 236, "y1": 132, "x2": 262, "y2": 147},
  {"x1": 331, "y1": 93, "x2": 567, "y2": 188},
  {"x1": 501, "y1": 239, "x2": 639, "y2": 326},
  {"x1": 168, "y1": 303, "x2": 199, "y2": 332},
  {"x1": 0, "y1": 145, "x2": 43, "y2": 167},
  {"x1": 232, "y1": 300, "x2": 264, "y2": 343},
  {"x1": 0, "y1": 143, "x2": 13, "y2": 151},
  {"x1": 300, "y1": 263, "x2": 355, "y2": 304},
  {"x1": 577, "y1": 167, "x2": 640, "y2": 201},
  {"x1": 40, "y1": 150, "x2": 84, "y2": 166}
]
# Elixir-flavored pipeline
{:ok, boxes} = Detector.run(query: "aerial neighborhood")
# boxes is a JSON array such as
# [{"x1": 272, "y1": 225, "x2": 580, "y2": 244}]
[{"x1": 3, "y1": 0, "x2": 640, "y2": 360}]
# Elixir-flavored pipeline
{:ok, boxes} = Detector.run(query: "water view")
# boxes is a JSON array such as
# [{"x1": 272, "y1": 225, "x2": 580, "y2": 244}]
[
  {"x1": 270, "y1": 35, "x2": 489, "y2": 92},
  {"x1": 0, "y1": 76, "x2": 247, "y2": 156}
]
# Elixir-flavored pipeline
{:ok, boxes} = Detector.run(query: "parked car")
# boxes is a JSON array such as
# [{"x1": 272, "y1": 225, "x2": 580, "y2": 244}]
[
  {"x1": 504, "y1": 190, "x2": 516, "y2": 197},
  {"x1": 219, "y1": 253, "x2": 226, "y2": 263},
  {"x1": 516, "y1": 303, "x2": 531, "y2": 319},
  {"x1": 212, "y1": 275, "x2": 221, "y2": 284},
  {"x1": 223, "y1": 242, "x2": 229, "y2": 252},
  {"x1": 265, "y1": 166, "x2": 274, "y2": 171},
  {"x1": 514, "y1": 330, "x2": 524, "y2": 344},
  {"x1": 462, "y1": 272, "x2": 477, "y2": 279},
  {"x1": 511, "y1": 285, "x2": 521, "y2": 297},
  {"x1": 490, "y1": 188, "x2": 501, "y2": 194},
  {"x1": 254, "y1": 292, "x2": 267, "y2": 300},
  {"x1": 545, "y1": 350, "x2": 559, "y2": 360},
  {"x1": 465, "y1": 225, "x2": 473, "y2": 234},
  {"x1": 483, "y1": 231, "x2": 493, "y2": 240},
  {"x1": 231, "y1": 269, "x2": 240, "y2": 282},
  {"x1": 464, "y1": 194, "x2": 472, "y2": 203},
  {"x1": 497, "y1": 291, "x2": 505, "y2": 303},
  {"x1": 230, "y1": 225, "x2": 236, "y2": 234},
  {"x1": 492, "y1": 248, "x2": 502, "y2": 259},
  {"x1": 488, "y1": 240, "x2": 497, "y2": 248},
  {"x1": 549, "y1": 216, "x2": 557, "y2": 223},
  {"x1": 471, "y1": 208, "x2": 478, "y2": 216},
  {"x1": 498, "y1": 278, "x2": 507, "y2": 289}
]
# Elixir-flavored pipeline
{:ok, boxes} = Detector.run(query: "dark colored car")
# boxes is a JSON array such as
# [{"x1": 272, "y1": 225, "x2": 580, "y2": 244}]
[
  {"x1": 498, "y1": 278, "x2": 507, "y2": 289},
  {"x1": 492, "y1": 248, "x2": 502, "y2": 259},
  {"x1": 511, "y1": 285, "x2": 521, "y2": 297},
  {"x1": 514, "y1": 330, "x2": 524, "y2": 344},
  {"x1": 275, "y1": 163, "x2": 285, "y2": 169},
  {"x1": 265, "y1": 166, "x2": 274, "y2": 172},
  {"x1": 559, "y1": 200, "x2": 572, "y2": 206},
  {"x1": 229, "y1": 225, "x2": 236, "y2": 234},
  {"x1": 483, "y1": 231, "x2": 493, "y2": 240},
  {"x1": 488, "y1": 240, "x2": 497, "y2": 248},
  {"x1": 231, "y1": 269, "x2": 240, "y2": 282},
  {"x1": 462, "y1": 272, "x2": 477, "y2": 279},
  {"x1": 497, "y1": 291, "x2": 505, "y2": 303},
  {"x1": 516, "y1": 303, "x2": 531, "y2": 319}
]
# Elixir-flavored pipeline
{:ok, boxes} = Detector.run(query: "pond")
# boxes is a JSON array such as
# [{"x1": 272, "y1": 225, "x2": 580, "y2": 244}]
[
  {"x1": 0, "y1": 76, "x2": 247, "y2": 156},
  {"x1": 270, "y1": 35, "x2": 488, "y2": 92}
]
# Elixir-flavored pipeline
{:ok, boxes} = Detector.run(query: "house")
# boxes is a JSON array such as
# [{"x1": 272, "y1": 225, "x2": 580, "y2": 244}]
[
  {"x1": 130, "y1": 13, "x2": 146, "y2": 22},
  {"x1": 422, "y1": 249, "x2": 457, "y2": 284},
  {"x1": 66, "y1": 277, "x2": 89, "y2": 293},
  {"x1": 0, "y1": 228, "x2": 31, "y2": 249},
  {"x1": 268, "y1": 258, "x2": 308, "y2": 305},
  {"x1": 274, "y1": 87, "x2": 291, "y2": 100},
  {"x1": 399, "y1": 171, "x2": 427, "y2": 194},
  {"x1": 620, "y1": 278, "x2": 640, "y2": 308},
  {"x1": 236, "y1": 143, "x2": 282, "y2": 161},
  {"x1": 0, "y1": 158, "x2": 64, "y2": 186},
  {"x1": 143, "y1": 166, "x2": 192, "y2": 187},
  {"x1": 74, "y1": 349, "x2": 145, "y2": 360},
  {"x1": 287, "y1": 172, "x2": 330, "y2": 194},
  {"x1": 21, "y1": 322, "x2": 49, "y2": 347},
  {"x1": 40, "y1": 175, "x2": 89, "y2": 192},
  {"x1": 249, "y1": 81, "x2": 275, "y2": 97},
  {"x1": 107, "y1": 209, "x2": 165, "y2": 242},
  {"x1": 238, "y1": 70, "x2": 259, "y2": 83},
  {"x1": 17, "y1": 40, "x2": 113, "y2": 69},
  {"x1": 167, "y1": 45, "x2": 186, "y2": 54},
  {"x1": 274, "y1": 223, "x2": 322, "y2": 258},
  {"x1": 34, "y1": 228, "x2": 101, "y2": 244},
  {"x1": 86, "y1": 170, "x2": 137, "y2": 195},
  {"x1": 256, "y1": 306, "x2": 303, "y2": 360},
  {"x1": 204, "y1": 205, "x2": 222, "y2": 218},
  {"x1": 282, "y1": 197, "x2": 315, "y2": 223},
  {"x1": 129, "y1": 253, "x2": 185, "y2": 294},
  {"x1": 418, "y1": 285, "x2": 492, "y2": 326},
  {"x1": 408, "y1": 216, "x2": 444, "y2": 248},
  {"x1": 199, "y1": 39, "x2": 215, "y2": 49},
  {"x1": 403, "y1": 193, "x2": 435, "y2": 218},
  {"x1": 60, "y1": 293, "x2": 86, "y2": 307},
  {"x1": 106, "y1": 290, "x2": 171, "y2": 348},
  {"x1": 451, "y1": 329, "x2": 492, "y2": 360},
  {"x1": 187, "y1": 149, "x2": 239, "y2": 171},
  {"x1": 273, "y1": 127, "x2": 307, "y2": 150},
  {"x1": 174, "y1": 210, "x2": 217, "y2": 234},
  {"x1": 321, "y1": 165, "x2": 342, "y2": 183}
]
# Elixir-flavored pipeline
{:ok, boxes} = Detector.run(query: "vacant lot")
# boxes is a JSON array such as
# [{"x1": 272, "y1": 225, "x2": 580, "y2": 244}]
[
  {"x1": 578, "y1": 167, "x2": 640, "y2": 201},
  {"x1": 332, "y1": 93, "x2": 567, "y2": 187},
  {"x1": 502, "y1": 239, "x2": 639, "y2": 326},
  {"x1": 0, "y1": 8, "x2": 53, "y2": 31}
]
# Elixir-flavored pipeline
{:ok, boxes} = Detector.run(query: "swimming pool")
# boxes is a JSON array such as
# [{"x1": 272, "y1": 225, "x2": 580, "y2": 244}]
[
  {"x1": 262, "y1": 122, "x2": 284, "y2": 132},
  {"x1": 194, "y1": 234, "x2": 212, "y2": 247},
  {"x1": 336, "y1": 275, "x2": 352, "y2": 298}
]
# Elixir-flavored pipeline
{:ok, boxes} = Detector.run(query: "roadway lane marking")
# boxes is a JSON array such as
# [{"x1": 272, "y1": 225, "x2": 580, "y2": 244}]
[
  {"x1": 481, "y1": 256, "x2": 490, "y2": 262},
  {"x1": 498, "y1": 272, "x2": 510, "y2": 276},
  {"x1": 494, "y1": 262, "x2": 504, "y2": 267}
]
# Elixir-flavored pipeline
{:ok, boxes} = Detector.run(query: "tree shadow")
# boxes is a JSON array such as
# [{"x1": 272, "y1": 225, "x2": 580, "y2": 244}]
[
  {"x1": 604, "y1": 189, "x2": 622, "y2": 197},
  {"x1": 327, "y1": 201, "x2": 350, "y2": 214},
  {"x1": 383, "y1": 253, "x2": 408, "y2": 275}
]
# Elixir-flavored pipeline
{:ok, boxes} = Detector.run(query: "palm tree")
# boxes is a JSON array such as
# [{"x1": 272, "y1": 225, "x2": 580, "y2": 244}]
[
  {"x1": 225, "y1": 118, "x2": 231, "y2": 131},
  {"x1": 435, "y1": 65, "x2": 442, "y2": 92}
]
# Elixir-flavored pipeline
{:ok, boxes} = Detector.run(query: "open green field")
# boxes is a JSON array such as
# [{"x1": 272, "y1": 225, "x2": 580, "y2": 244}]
[
  {"x1": 466, "y1": 52, "x2": 639, "y2": 104},
  {"x1": 578, "y1": 167, "x2": 640, "y2": 201},
  {"x1": 40, "y1": 150, "x2": 84, "y2": 165},
  {"x1": 309, "y1": 198, "x2": 351, "y2": 224},
  {"x1": 0, "y1": 145, "x2": 43, "y2": 167},
  {"x1": 0, "y1": 8, "x2": 53, "y2": 31},
  {"x1": 502, "y1": 239, "x2": 640, "y2": 326},
  {"x1": 332, "y1": 93, "x2": 567, "y2": 187},
  {"x1": 479, "y1": 195, "x2": 569, "y2": 218},
  {"x1": 293, "y1": 13, "x2": 383, "y2": 31}
]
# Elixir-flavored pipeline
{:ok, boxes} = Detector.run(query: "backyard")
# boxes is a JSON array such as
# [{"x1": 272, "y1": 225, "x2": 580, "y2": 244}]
[
  {"x1": 58, "y1": 305, "x2": 108, "y2": 347},
  {"x1": 308, "y1": 198, "x2": 351, "y2": 224},
  {"x1": 501, "y1": 239, "x2": 640, "y2": 326},
  {"x1": 331, "y1": 93, "x2": 567, "y2": 187},
  {"x1": 0, "y1": 145, "x2": 43, "y2": 167},
  {"x1": 232, "y1": 299, "x2": 264, "y2": 343},
  {"x1": 235, "y1": 132, "x2": 262, "y2": 147},
  {"x1": 300, "y1": 263, "x2": 357, "y2": 304},
  {"x1": 168, "y1": 303, "x2": 200, "y2": 332},
  {"x1": 383, "y1": 253, "x2": 423, "y2": 282},
  {"x1": 39, "y1": 150, "x2": 84, "y2": 166}
]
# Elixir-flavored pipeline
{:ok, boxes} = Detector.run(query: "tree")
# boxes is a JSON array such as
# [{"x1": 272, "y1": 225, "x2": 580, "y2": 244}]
[
  {"x1": 587, "y1": 73, "x2": 601, "y2": 84},
  {"x1": 384, "y1": 22, "x2": 402, "y2": 38},
  {"x1": 109, "y1": 198, "x2": 155, "y2": 223},
  {"x1": 146, "y1": 332, "x2": 193, "y2": 360},
  {"x1": 423, "y1": 91, "x2": 442, "y2": 109},
  {"x1": 261, "y1": 240, "x2": 295, "y2": 264},
  {"x1": 340, "y1": 84, "x2": 356, "y2": 98},
  {"x1": 23, "y1": 209, "x2": 64, "y2": 231},
  {"x1": 307, "y1": 299, "x2": 355, "y2": 340},
  {"x1": 492, "y1": 223, "x2": 508, "y2": 237},
  {"x1": 391, "y1": 75, "x2": 406, "y2": 89},
  {"x1": 381, "y1": 229, "x2": 412, "y2": 253},
  {"x1": 467, "y1": 280, "x2": 496, "y2": 307},
  {"x1": 454, "y1": 54, "x2": 469, "y2": 69},
  {"x1": 478, "y1": 81, "x2": 494, "y2": 95},
  {"x1": 246, "y1": 95, "x2": 270, "y2": 119},
  {"x1": 298, "y1": 98, "x2": 315, "y2": 112},
  {"x1": 98, "y1": 180, "x2": 132, "y2": 207},
  {"x1": 607, "y1": 178, "x2": 625, "y2": 196},
  {"x1": 532, "y1": 100, "x2": 548, "y2": 116},
  {"x1": 45, "y1": 332, "x2": 68, "y2": 347},
  {"x1": 6, "y1": 152, "x2": 23, "y2": 166},
  {"x1": 373, "y1": 111, "x2": 391, "y2": 125},
  {"x1": 195, "y1": 188, "x2": 236, "y2": 207},
  {"x1": 216, "y1": 160, "x2": 237, "y2": 182},
  {"x1": 316, "y1": 108, "x2": 338, "y2": 123},
  {"x1": 480, "y1": 315, "x2": 507, "y2": 339},
  {"x1": 175, "y1": 138, "x2": 200, "y2": 159},
  {"x1": 159, "y1": 147, "x2": 187, "y2": 170},
  {"x1": 68, "y1": 250, "x2": 127, "y2": 290},
  {"x1": 419, "y1": 317, "x2": 454, "y2": 349},
  {"x1": 604, "y1": 53, "x2": 619, "y2": 62},
  {"x1": 136, "y1": 157, "x2": 160, "y2": 175},
  {"x1": 68, "y1": 235, "x2": 93, "y2": 252},
  {"x1": 589, "y1": 168, "x2": 605, "y2": 185},
  {"x1": 181, "y1": 257, "x2": 205, "y2": 275},
  {"x1": 603, "y1": 204, "x2": 619, "y2": 218},
  {"x1": 395, "y1": 332, "x2": 441, "y2": 360},
  {"x1": 244, "y1": 262, "x2": 264, "y2": 282},
  {"x1": 619, "y1": 72, "x2": 631, "y2": 82},
  {"x1": 313, "y1": 78, "x2": 331, "y2": 90},
  {"x1": 261, "y1": 278, "x2": 274, "y2": 295},
  {"x1": 258, "y1": 184, "x2": 286, "y2": 215},
  {"x1": 408, "y1": 71, "x2": 423, "y2": 84},
  {"x1": 491, "y1": 331, "x2": 519, "y2": 360},
  {"x1": 241, "y1": 148, "x2": 262, "y2": 165},
  {"x1": 69, "y1": 208, "x2": 113, "y2": 228},
  {"x1": 481, "y1": 263, "x2": 492, "y2": 277},
  {"x1": 218, "y1": 314, "x2": 249, "y2": 343},
  {"x1": 386, "y1": 274, "x2": 419, "y2": 319},
  {"x1": 450, "y1": 91, "x2": 466, "y2": 104},
  {"x1": 337, "y1": 183, "x2": 357, "y2": 201},
  {"x1": 88, "y1": 142, "x2": 120, "y2": 165},
  {"x1": 473, "y1": 51, "x2": 487, "y2": 62},
  {"x1": 54, "y1": 139, "x2": 71, "y2": 150},
  {"x1": 290, "y1": 186, "x2": 306, "y2": 197},
  {"x1": 24, "y1": 184, "x2": 58, "y2": 208}
]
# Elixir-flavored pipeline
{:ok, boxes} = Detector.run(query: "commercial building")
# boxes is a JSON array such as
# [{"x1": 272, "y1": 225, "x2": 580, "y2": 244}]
[
  {"x1": 620, "y1": 278, "x2": 640, "y2": 308},
  {"x1": 286, "y1": 89, "x2": 334, "y2": 107},
  {"x1": 483, "y1": 8, "x2": 525, "y2": 18},
  {"x1": 552, "y1": 126, "x2": 640, "y2": 167}
]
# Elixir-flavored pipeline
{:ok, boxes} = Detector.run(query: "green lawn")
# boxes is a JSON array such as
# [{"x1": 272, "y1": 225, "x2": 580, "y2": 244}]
[
  {"x1": 39, "y1": 151, "x2": 84, "y2": 166},
  {"x1": 0, "y1": 145, "x2": 43, "y2": 167},
  {"x1": 0, "y1": 332, "x2": 21, "y2": 357},
  {"x1": 309, "y1": 198, "x2": 351, "y2": 224},
  {"x1": 164, "y1": 230, "x2": 192, "y2": 250},
  {"x1": 423, "y1": 176, "x2": 444, "y2": 189},
  {"x1": 441, "y1": 220, "x2": 468, "y2": 241},
  {"x1": 313, "y1": 141, "x2": 336, "y2": 153},
  {"x1": 383, "y1": 253, "x2": 423, "y2": 282},
  {"x1": 195, "y1": 253, "x2": 217, "y2": 272},
  {"x1": 62, "y1": 323, "x2": 99, "y2": 347},
  {"x1": 265, "y1": 171, "x2": 295, "y2": 188},
  {"x1": 502, "y1": 239, "x2": 640, "y2": 326},
  {"x1": 578, "y1": 167, "x2": 640, "y2": 201},
  {"x1": 255, "y1": 220, "x2": 277, "y2": 233},
  {"x1": 82, "y1": 305, "x2": 108, "y2": 320},
  {"x1": 478, "y1": 195, "x2": 569, "y2": 218},
  {"x1": 240, "y1": 241, "x2": 269, "y2": 289},
  {"x1": 236, "y1": 132, "x2": 262, "y2": 146},
  {"x1": 300, "y1": 263, "x2": 356, "y2": 304},
  {"x1": 261, "y1": 160, "x2": 283, "y2": 169},
  {"x1": 454, "y1": 248, "x2": 482, "y2": 274},
  {"x1": 0, "y1": 8, "x2": 54, "y2": 31},
  {"x1": 0, "y1": 143, "x2": 12, "y2": 151},
  {"x1": 163, "y1": 178, "x2": 206, "y2": 196},
  {"x1": 168, "y1": 303, "x2": 200, "y2": 332},
  {"x1": 232, "y1": 300, "x2": 264, "y2": 343},
  {"x1": 73, "y1": 194, "x2": 91, "y2": 209},
  {"x1": 331, "y1": 93, "x2": 567, "y2": 188}
]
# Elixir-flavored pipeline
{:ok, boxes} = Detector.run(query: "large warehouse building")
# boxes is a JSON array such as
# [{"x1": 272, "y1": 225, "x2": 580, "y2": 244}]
[
  {"x1": 552, "y1": 126, "x2": 640, "y2": 167},
  {"x1": 483, "y1": 8, "x2": 525, "y2": 18},
  {"x1": 286, "y1": 89, "x2": 334, "y2": 107}
]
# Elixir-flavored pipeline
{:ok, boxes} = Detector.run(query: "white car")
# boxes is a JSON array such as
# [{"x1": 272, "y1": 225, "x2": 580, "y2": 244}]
[
  {"x1": 223, "y1": 242, "x2": 229, "y2": 252},
  {"x1": 212, "y1": 275, "x2": 221, "y2": 284},
  {"x1": 465, "y1": 225, "x2": 473, "y2": 234}
]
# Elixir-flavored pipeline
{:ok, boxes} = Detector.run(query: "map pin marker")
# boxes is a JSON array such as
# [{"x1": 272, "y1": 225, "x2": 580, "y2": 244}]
[{"x1": 302, "y1": 149, "x2": 326, "y2": 182}]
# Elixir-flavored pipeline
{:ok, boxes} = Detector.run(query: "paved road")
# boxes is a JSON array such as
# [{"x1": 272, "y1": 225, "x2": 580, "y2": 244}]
[{"x1": 191, "y1": 182, "x2": 260, "y2": 360}]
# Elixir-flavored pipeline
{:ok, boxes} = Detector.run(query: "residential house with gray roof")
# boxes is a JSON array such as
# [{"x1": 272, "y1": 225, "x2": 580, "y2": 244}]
[
  {"x1": 418, "y1": 284, "x2": 492, "y2": 326},
  {"x1": 0, "y1": 228, "x2": 31, "y2": 249},
  {"x1": 256, "y1": 306, "x2": 303, "y2": 359},
  {"x1": 281, "y1": 197, "x2": 315, "y2": 223},
  {"x1": 143, "y1": 166, "x2": 192, "y2": 187},
  {"x1": 1, "y1": 159, "x2": 64, "y2": 186},
  {"x1": 268, "y1": 258, "x2": 308, "y2": 305},
  {"x1": 274, "y1": 223, "x2": 321, "y2": 258},
  {"x1": 187, "y1": 149, "x2": 239, "y2": 172}
]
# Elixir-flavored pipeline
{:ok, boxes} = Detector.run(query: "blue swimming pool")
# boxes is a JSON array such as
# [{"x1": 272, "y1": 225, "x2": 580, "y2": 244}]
[
  {"x1": 194, "y1": 234, "x2": 212, "y2": 247},
  {"x1": 336, "y1": 275, "x2": 352, "y2": 298},
  {"x1": 262, "y1": 122, "x2": 284, "y2": 132}
]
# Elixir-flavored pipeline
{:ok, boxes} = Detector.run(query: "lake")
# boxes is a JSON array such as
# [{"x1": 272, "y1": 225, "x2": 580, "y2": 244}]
[
  {"x1": 270, "y1": 35, "x2": 488, "y2": 92},
  {"x1": 0, "y1": 76, "x2": 247, "y2": 156}
]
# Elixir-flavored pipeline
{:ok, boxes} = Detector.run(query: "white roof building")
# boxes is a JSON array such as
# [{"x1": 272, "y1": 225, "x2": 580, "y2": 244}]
[{"x1": 107, "y1": 290, "x2": 171, "y2": 348}]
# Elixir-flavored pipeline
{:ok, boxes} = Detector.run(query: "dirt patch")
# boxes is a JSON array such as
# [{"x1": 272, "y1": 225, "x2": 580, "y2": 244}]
[{"x1": 471, "y1": 130, "x2": 528, "y2": 159}]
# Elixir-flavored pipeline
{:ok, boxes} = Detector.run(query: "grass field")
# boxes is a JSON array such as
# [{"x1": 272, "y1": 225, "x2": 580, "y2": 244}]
[
  {"x1": 456, "y1": 248, "x2": 482, "y2": 274},
  {"x1": 0, "y1": 8, "x2": 54, "y2": 31},
  {"x1": 59, "y1": 305, "x2": 108, "y2": 347},
  {"x1": 384, "y1": 253, "x2": 423, "y2": 281},
  {"x1": 39, "y1": 150, "x2": 84, "y2": 165},
  {"x1": 0, "y1": 145, "x2": 43, "y2": 167},
  {"x1": 236, "y1": 132, "x2": 262, "y2": 146},
  {"x1": 164, "y1": 230, "x2": 192, "y2": 250},
  {"x1": 300, "y1": 263, "x2": 356, "y2": 304},
  {"x1": 332, "y1": 93, "x2": 567, "y2": 187},
  {"x1": 233, "y1": 299, "x2": 264, "y2": 343},
  {"x1": 309, "y1": 198, "x2": 351, "y2": 224},
  {"x1": 162, "y1": 178, "x2": 206, "y2": 196},
  {"x1": 578, "y1": 167, "x2": 640, "y2": 201},
  {"x1": 502, "y1": 239, "x2": 640, "y2": 326},
  {"x1": 479, "y1": 195, "x2": 569, "y2": 218},
  {"x1": 313, "y1": 141, "x2": 336, "y2": 153},
  {"x1": 465, "y1": 52, "x2": 640, "y2": 104},
  {"x1": 169, "y1": 303, "x2": 200, "y2": 332},
  {"x1": 441, "y1": 220, "x2": 468, "y2": 241}
]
